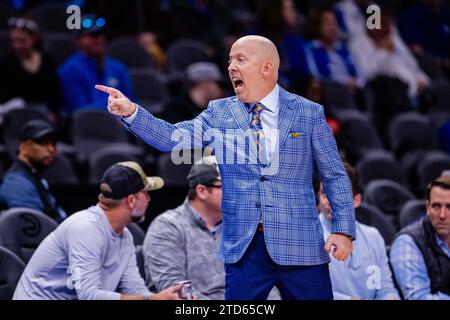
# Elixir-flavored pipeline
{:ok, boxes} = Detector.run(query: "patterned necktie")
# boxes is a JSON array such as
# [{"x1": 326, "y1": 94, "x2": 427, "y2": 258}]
[{"x1": 250, "y1": 102, "x2": 268, "y2": 165}]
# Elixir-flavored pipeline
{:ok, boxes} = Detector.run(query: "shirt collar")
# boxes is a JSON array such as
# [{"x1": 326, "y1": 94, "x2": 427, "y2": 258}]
[
  {"x1": 435, "y1": 234, "x2": 450, "y2": 257},
  {"x1": 248, "y1": 84, "x2": 279, "y2": 114},
  {"x1": 186, "y1": 199, "x2": 222, "y2": 235}
]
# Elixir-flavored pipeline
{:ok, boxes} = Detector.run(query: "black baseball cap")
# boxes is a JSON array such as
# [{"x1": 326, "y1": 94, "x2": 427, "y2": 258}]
[
  {"x1": 19, "y1": 120, "x2": 57, "y2": 142},
  {"x1": 187, "y1": 163, "x2": 221, "y2": 188},
  {"x1": 100, "y1": 162, "x2": 164, "y2": 199}
]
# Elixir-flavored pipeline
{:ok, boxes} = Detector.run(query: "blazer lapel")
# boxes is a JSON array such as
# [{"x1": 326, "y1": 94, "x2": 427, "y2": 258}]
[{"x1": 277, "y1": 87, "x2": 299, "y2": 152}]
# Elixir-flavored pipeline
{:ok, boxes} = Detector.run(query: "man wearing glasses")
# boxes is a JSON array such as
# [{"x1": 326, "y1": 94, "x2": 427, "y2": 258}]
[{"x1": 143, "y1": 158, "x2": 225, "y2": 299}]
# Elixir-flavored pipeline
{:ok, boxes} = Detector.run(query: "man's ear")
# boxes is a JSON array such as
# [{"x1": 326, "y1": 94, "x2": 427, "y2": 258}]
[
  {"x1": 19, "y1": 141, "x2": 29, "y2": 154},
  {"x1": 262, "y1": 60, "x2": 273, "y2": 77},
  {"x1": 196, "y1": 184, "x2": 208, "y2": 200},
  {"x1": 126, "y1": 194, "x2": 135, "y2": 209},
  {"x1": 353, "y1": 193, "x2": 362, "y2": 209}
]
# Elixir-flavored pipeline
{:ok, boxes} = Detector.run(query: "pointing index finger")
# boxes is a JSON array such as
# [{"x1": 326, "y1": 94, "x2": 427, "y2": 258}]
[{"x1": 95, "y1": 84, "x2": 118, "y2": 97}]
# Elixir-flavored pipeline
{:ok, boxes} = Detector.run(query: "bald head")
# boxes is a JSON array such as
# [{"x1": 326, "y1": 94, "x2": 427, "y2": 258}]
[
  {"x1": 228, "y1": 35, "x2": 280, "y2": 102},
  {"x1": 233, "y1": 35, "x2": 280, "y2": 72}
]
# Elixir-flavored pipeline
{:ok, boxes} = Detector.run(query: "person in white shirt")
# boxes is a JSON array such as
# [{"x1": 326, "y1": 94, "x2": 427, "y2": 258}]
[{"x1": 318, "y1": 163, "x2": 400, "y2": 300}]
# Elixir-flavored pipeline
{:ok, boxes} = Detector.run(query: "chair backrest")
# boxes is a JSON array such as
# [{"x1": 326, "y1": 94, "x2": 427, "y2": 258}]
[
  {"x1": 157, "y1": 153, "x2": 192, "y2": 187},
  {"x1": 414, "y1": 53, "x2": 445, "y2": 80},
  {"x1": 417, "y1": 151, "x2": 450, "y2": 192},
  {"x1": 88, "y1": 143, "x2": 143, "y2": 183},
  {"x1": 357, "y1": 150, "x2": 408, "y2": 186},
  {"x1": 166, "y1": 39, "x2": 209, "y2": 75},
  {"x1": 127, "y1": 223, "x2": 145, "y2": 247},
  {"x1": 364, "y1": 179, "x2": 415, "y2": 216},
  {"x1": 0, "y1": 30, "x2": 10, "y2": 59},
  {"x1": 43, "y1": 33, "x2": 77, "y2": 66},
  {"x1": 427, "y1": 79, "x2": 450, "y2": 110},
  {"x1": 41, "y1": 154, "x2": 79, "y2": 185},
  {"x1": 0, "y1": 208, "x2": 58, "y2": 263},
  {"x1": 388, "y1": 112, "x2": 439, "y2": 156},
  {"x1": 356, "y1": 203, "x2": 397, "y2": 246},
  {"x1": 320, "y1": 79, "x2": 357, "y2": 111},
  {"x1": 106, "y1": 37, "x2": 154, "y2": 69},
  {"x1": 0, "y1": 3, "x2": 13, "y2": 30},
  {"x1": 336, "y1": 110, "x2": 383, "y2": 158},
  {"x1": 399, "y1": 199, "x2": 426, "y2": 228},
  {"x1": 72, "y1": 110, "x2": 130, "y2": 158},
  {"x1": 430, "y1": 110, "x2": 450, "y2": 130},
  {"x1": 130, "y1": 69, "x2": 168, "y2": 114},
  {"x1": 30, "y1": 3, "x2": 69, "y2": 33},
  {"x1": 0, "y1": 246, "x2": 26, "y2": 300}
]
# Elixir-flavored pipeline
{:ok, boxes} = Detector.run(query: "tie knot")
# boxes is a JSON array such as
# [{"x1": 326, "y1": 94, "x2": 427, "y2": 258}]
[{"x1": 251, "y1": 102, "x2": 265, "y2": 115}]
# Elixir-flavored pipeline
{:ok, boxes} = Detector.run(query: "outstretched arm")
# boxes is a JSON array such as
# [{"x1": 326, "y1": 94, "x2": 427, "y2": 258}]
[{"x1": 95, "y1": 84, "x2": 214, "y2": 153}]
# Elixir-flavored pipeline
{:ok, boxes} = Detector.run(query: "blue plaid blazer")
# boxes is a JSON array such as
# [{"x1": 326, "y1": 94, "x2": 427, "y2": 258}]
[{"x1": 122, "y1": 86, "x2": 355, "y2": 265}]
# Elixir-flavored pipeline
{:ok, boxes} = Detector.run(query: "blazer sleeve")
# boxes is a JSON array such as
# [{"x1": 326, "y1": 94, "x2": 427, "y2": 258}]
[
  {"x1": 311, "y1": 103, "x2": 356, "y2": 239},
  {"x1": 121, "y1": 101, "x2": 216, "y2": 152}
]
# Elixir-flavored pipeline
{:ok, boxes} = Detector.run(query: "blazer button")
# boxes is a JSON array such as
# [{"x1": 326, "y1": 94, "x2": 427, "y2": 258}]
[{"x1": 255, "y1": 202, "x2": 261, "y2": 208}]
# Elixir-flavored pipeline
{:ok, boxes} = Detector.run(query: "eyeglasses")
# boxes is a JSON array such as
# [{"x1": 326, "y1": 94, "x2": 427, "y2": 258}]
[{"x1": 204, "y1": 184, "x2": 222, "y2": 189}]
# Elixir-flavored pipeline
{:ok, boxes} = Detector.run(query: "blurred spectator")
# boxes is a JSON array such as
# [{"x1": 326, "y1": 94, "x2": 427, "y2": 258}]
[
  {"x1": 318, "y1": 163, "x2": 400, "y2": 300},
  {"x1": 143, "y1": 158, "x2": 224, "y2": 299},
  {"x1": 334, "y1": 0, "x2": 371, "y2": 39},
  {"x1": 138, "y1": 32, "x2": 166, "y2": 71},
  {"x1": 0, "y1": 120, "x2": 67, "y2": 222},
  {"x1": 160, "y1": 62, "x2": 225, "y2": 123},
  {"x1": 349, "y1": 10, "x2": 430, "y2": 101},
  {"x1": 0, "y1": 17, "x2": 61, "y2": 120},
  {"x1": 398, "y1": 0, "x2": 450, "y2": 74},
  {"x1": 390, "y1": 176, "x2": 450, "y2": 300},
  {"x1": 255, "y1": 0, "x2": 309, "y2": 87},
  {"x1": 58, "y1": 14, "x2": 135, "y2": 114},
  {"x1": 304, "y1": 7, "x2": 361, "y2": 92}
]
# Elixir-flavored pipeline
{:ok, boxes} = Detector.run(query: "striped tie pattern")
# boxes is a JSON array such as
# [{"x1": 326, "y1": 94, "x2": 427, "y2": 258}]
[{"x1": 250, "y1": 102, "x2": 268, "y2": 164}]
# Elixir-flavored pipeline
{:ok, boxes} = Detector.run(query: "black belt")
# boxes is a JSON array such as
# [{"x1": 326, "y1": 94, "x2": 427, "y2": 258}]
[{"x1": 256, "y1": 223, "x2": 263, "y2": 232}]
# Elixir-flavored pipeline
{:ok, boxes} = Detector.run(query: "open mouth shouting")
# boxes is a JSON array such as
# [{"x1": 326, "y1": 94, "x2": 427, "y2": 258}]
[{"x1": 231, "y1": 77, "x2": 244, "y2": 95}]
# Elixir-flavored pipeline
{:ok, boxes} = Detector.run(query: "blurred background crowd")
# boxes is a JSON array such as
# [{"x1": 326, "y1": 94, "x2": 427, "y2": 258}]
[{"x1": 0, "y1": 0, "x2": 449, "y2": 300}]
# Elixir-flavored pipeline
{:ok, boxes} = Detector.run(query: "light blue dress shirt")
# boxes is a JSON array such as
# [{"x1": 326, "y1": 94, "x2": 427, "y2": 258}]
[
  {"x1": 320, "y1": 213, "x2": 400, "y2": 300},
  {"x1": 390, "y1": 234, "x2": 450, "y2": 300}
]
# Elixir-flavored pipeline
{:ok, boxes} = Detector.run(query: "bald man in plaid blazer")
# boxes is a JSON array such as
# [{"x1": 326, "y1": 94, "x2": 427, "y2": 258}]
[{"x1": 97, "y1": 36, "x2": 356, "y2": 300}]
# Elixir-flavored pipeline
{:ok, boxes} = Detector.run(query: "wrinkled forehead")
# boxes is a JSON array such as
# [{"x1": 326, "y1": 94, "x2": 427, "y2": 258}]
[{"x1": 229, "y1": 40, "x2": 259, "y2": 57}]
